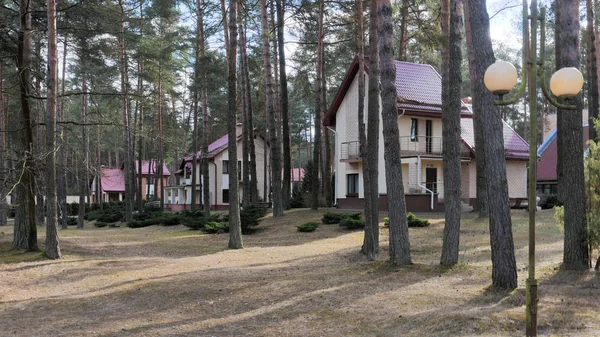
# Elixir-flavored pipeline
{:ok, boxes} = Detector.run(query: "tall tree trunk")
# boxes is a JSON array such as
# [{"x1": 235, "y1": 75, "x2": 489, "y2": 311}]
[
  {"x1": 397, "y1": 0, "x2": 409, "y2": 61},
  {"x1": 362, "y1": 0, "x2": 381, "y2": 260},
  {"x1": 119, "y1": 0, "x2": 134, "y2": 222},
  {"x1": 440, "y1": 0, "x2": 463, "y2": 266},
  {"x1": 240, "y1": 9, "x2": 259, "y2": 205},
  {"x1": 58, "y1": 35, "x2": 68, "y2": 229},
  {"x1": 239, "y1": 3, "x2": 250, "y2": 206},
  {"x1": 78, "y1": 71, "x2": 87, "y2": 229},
  {"x1": 311, "y1": 0, "x2": 324, "y2": 210},
  {"x1": 262, "y1": 0, "x2": 283, "y2": 217},
  {"x1": 463, "y1": 0, "x2": 488, "y2": 217},
  {"x1": 0, "y1": 63, "x2": 6, "y2": 227},
  {"x1": 34, "y1": 37, "x2": 45, "y2": 228},
  {"x1": 228, "y1": 0, "x2": 243, "y2": 249},
  {"x1": 276, "y1": 0, "x2": 291, "y2": 209},
  {"x1": 464, "y1": 0, "x2": 517, "y2": 288},
  {"x1": 587, "y1": 0, "x2": 599, "y2": 143},
  {"x1": 137, "y1": 0, "x2": 145, "y2": 210},
  {"x1": 378, "y1": 0, "x2": 411, "y2": 265},
  {"x1": 17, "y1": 0, "x2": 38, "y2": 250},
  {"x1": 359, "y1": 0, "x2": 376, "y2": 260},
  {"x1": 191, "y1": 0, "x2": 203, "y2": 211},
  {"x1": 556, "y1": 0, "x2": 588, "y2": 270},
  {"x1": 45, "y1": 0, "x2": 62, "y2": 259}
]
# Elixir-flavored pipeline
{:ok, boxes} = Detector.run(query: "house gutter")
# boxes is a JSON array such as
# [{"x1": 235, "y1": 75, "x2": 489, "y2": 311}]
[{"x1": 416, "y1": 155, "x2": 435, "y2": 210}]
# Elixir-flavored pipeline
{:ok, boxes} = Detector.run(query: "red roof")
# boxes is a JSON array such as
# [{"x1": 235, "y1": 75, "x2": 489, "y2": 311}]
[
  {"x1": 324, "y1": 56, "x2": 470, "y2": 126},
  {"x1": 537, "y1": 125, "x2": 589, "y2": 182},
  {"x1": 101, "y1": 168, "x2": 125, "y2": 192},
  {"x1": 126, "y1": 160, "x2": 171, "y2": 176},
  {"x1": 459, "y1": 117, "x2": 529, "y2": 159},
  {"x1": 182, "y1": 125, "x2": 247, "y2": 166}
]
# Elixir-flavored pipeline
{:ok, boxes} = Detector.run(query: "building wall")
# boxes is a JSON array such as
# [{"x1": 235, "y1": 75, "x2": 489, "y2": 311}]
[{"x1": 506, "y1": 159, "x2": 527, "y2": 198}]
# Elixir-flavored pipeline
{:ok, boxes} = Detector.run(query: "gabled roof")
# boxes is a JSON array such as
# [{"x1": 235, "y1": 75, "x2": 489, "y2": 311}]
[
  {"x1": 100, "y1": 168, "x2": 125, "y2": 192},
  {"x1": 323, "y1": 56, "x2": 470, "y2": 126},
  {"x1": 460, "y1": 117, "x2": 530, "y2": 159},
  {"x1": 121, "y1": 160, "x2": 171, "y2": 176},
  {"x1": 537, "y1": 124, "x2": 589, "y2": 182}
]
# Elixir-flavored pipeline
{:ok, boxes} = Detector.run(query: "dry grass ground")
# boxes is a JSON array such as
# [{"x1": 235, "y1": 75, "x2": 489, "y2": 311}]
[{"x1": 1, "y1": 209, "x2": 599, "y2": 337}]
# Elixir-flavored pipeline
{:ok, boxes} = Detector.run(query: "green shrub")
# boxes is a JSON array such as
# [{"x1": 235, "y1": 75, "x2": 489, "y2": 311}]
[
  {"x1": 127, "y1": 220, "x2": 154, "y2": 228},
  {"x1": 94, "y1": 221, "x2": 108, "y2": 228},
  {"x1": 407, "y1": 213, "x2": 430, "y2": 227},
  {"x1": 180, "y1": 209, "x2": 205, "y2": 218},
  {"x1": 539, "y1": 194, "x2": 561, "y2": 210},
  {"x1": 322, "y1": 212, "x2": 362, "y2": 224},
  {"x1": 181, "y1": 213, "x2": 224, "y2": 230},
  {"x1": 7, "y1": 204, "x2": 16, "y2": 218},
  {"x1": 203, "y1": 221, "x2": 229, "y2": 234},
  {"x1": 383, "y1": 213, "x2": 430, "y2": 228},
  {"x1": 297, "y1": 221, "x2": 319, "y2": 232},
  {"x1": 223, "y1": 205, "x2": 268, "y2": 234},
  {"x1": 160, "y1": 214, "x2": 181, "y2": 226},
  {"x1": 59, "y1": 217, "x2": 77, "y2": 226},
  {"x1": 340, "y1": 217, "x2": 365, "y2": 230}
]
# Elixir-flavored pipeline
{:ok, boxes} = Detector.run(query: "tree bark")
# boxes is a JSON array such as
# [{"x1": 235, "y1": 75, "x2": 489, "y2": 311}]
[
  {"x1": 440, "y1": 0, "x2": 463, "y2": 266},
  {"x1": 0, "y1": 63, "x2": 6, "y2": 227},
  {"x1": 556, "y1": 0, "x2": 588, "y2": 270},
  {"x1": 359, "y1": 0, "x2": 378, "y2": 260},
  {"x1": 378, "y1": 0, "x2": 411, "y2": 265},
  {"x1": 587, "y1": 0, "x2": 599, "y2": 143},
  {"x1": 463, "y1": 3, "x2": 488, "y2": 218},
  {"x1": 239, "y1": 8, "x2": 259, "y2": 205},
  {"x1": 397, "y1": 0, "x2": 409, "y2": 61},
  {"x1": 34, "y1": 37, "x2": 45, "y2": 228},
  {"x1": 17, "y1": 0, "x2": 38, "y2": 251},
  {"x1": 464, "y1": 0, "x2": 517, "y2": 288},
  {"x1": 78, "y1": 71, "x2": 87, "y2": 229},
  {"x1": 261, "y1": 0, "x2": 283, "y2": 217},
  {"x1": 58, "y1": 35, "x2": 68, "y2": 229},
  {"x1": 45, "y1": 0, "x2": 62, "y2": 259},
  {"x1": 311, "y1": 0, "x2": 325, "y2": 210},
  {"x1": 191, "y1": 0, "x2": 203, "y2": 211},
  {"x1": 227, "y1": 0, "x2": 243, "y2": 249},
  {"x1": 276, "y1": 0, "x2": 291, "y2": 210}
]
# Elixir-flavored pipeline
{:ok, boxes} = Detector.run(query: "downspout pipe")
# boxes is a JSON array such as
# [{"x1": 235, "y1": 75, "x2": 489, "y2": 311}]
[
  {"x1": 326, "y1": 126, "x2": 337, "y2": 204},
  {"x1": 416, "y1": 155, "x2": 435, "y2": 210},
  {"x1": 211, "y1": 161, "x2": 218, "y2": 210}
]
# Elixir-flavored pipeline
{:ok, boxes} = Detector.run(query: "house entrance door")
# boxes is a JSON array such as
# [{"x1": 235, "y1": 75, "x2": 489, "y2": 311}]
[{"x1": 425, "y1": 167, "x2": 437, "y2": 193}]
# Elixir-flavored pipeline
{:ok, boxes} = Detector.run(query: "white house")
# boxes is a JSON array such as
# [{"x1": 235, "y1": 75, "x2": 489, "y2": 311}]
[
  {"x1": 165, "y1": 124, "x2": 270, "y2": 211},
  {"x1": 323, "y1": 57, "x2": 529, "y2": 211}
]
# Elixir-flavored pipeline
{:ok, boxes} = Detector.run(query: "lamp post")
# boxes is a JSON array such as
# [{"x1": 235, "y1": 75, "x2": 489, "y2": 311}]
[{"x1": 483, "y1": 0, "x2": 583, "y2": 336}]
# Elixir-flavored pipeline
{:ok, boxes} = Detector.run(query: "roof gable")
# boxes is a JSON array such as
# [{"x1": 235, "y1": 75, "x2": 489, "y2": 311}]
[
  {"x1": 537, "y1": 124, "x2": 589, "y2": 181},
  {"x1": 460, "y1": 117, "x2": 529, "y2": 159}
]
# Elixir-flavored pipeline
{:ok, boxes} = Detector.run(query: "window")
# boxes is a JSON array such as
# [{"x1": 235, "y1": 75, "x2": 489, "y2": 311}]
[
  {"x1": 222, "y1": 189, "x2": 229, "y2": 203},
  {"x1": 410, "y1": 118, "x2": 418, "y2": 141},
  {"x1": 347, "y1": 174, "x2": 359, "y2": 196},
  {"x1": 222, "y1": 160, "x2": 229, "y2": 174}
]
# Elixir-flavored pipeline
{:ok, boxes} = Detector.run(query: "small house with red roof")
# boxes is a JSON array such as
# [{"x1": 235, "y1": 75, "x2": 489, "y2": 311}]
[
  {"x1": 165, "y1": 124, "x2": 270, "y2": 211},
  {"x1": 323, "y1": 57, "x2": 529, "y2": 211},
  {"x1": 536, "y1": 124, "x2": 589, "y2": 194},
  {"x1": 91, "y1": 160, "x2": 171, "y2": 202}
]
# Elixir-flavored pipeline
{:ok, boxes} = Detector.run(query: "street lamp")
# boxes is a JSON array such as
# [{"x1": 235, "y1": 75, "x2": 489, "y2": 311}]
[{"x1": 483, "y1": 0, "x2": 583, "y2": 336}]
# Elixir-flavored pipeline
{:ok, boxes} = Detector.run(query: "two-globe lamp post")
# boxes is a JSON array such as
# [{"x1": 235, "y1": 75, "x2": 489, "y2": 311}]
[{"x1": 483, "y1": 1, "x2": 583, "y2": 336}]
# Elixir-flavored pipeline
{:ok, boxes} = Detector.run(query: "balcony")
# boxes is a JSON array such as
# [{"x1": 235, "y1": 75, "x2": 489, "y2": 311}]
[
  {"x1": 340, "y1": 141, "x2": 361, "y2": 163},
  {"x1": 399, "y1": 136, "x2": 471, "y2": 157}
]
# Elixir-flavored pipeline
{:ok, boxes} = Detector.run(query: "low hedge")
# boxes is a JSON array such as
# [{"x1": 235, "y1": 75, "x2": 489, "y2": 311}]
[{"x1": 322, "y1": 212, "x2": 362, "y2": 224}]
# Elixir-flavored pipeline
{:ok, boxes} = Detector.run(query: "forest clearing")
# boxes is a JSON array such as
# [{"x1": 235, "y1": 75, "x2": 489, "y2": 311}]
[{"x1": 1, "y1": 208, "x2": 598, "y2": 337}]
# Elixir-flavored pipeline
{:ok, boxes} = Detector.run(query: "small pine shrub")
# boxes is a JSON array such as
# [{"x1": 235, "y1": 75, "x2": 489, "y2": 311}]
[
  {"x1": 383, "y1": 213, "x2": 430, "y2": 227},
  {"x1": 407, "y1": 213, "x2": 430, "y2": 227},
  {"x1": 94, "y1": 221, "x2": 108, "y2": 228},
  {"x1": 340, "y1": 217, "x2": 364, "y2": 230},
  {"x1": 181, "y1": 214, "x2": 223, "y2": 230},
  {"x1": 160, "y1": 214, "x2": 181, "y2": 226},
  {"x1": 322, "y1": 212, "x2": 362, "y2": 224},
  {"x1": 297, "y1": 221, "x2": 319, "y2": 232},
  {"x1": 539, "y1": 194, "x2": 561, "y2": 210},
  {"x1": 203, "y1": 221, "x2": 229, "y2": 234}
]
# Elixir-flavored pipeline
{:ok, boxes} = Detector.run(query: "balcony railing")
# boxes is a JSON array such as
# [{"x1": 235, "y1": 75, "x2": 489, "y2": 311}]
[
  {"x1": 340, "y1": 141, "x2": 361, "y2": 162},
  {"x1": 399, "y1": 136, "x2": 471, "y2": 157}
]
